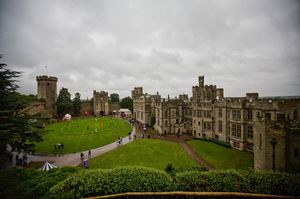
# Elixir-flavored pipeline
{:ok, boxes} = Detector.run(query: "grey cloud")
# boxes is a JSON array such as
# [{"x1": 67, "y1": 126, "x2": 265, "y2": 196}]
[{"x1": 0, "y1": 0, "x2": 299, "y2": 99}]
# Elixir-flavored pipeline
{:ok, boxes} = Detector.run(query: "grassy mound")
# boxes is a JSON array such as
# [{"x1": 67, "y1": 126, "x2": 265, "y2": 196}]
[
  {"x1": 86, "y1": 139, "x2": 199, "y2": 170},
  {"x1": 188, "y1": 139, "x2": 253, "y2": 169},
  {"x1": 34, "y1": 117, "x2": 132, "y2": 154}
]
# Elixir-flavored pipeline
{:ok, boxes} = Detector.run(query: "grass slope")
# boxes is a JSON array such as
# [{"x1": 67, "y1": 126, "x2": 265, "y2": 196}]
[
  {"x1": 87, "y1": 139, "x2": 198, "y2": 170},
  {"x1": 34, "y1": 117, "x2": 132, "y2": 154},
  {"x1": 187, "y1": 139, "x2": 253, "y2": 169}
]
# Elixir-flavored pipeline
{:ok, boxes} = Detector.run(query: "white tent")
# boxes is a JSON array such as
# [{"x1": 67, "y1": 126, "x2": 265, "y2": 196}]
[
  {"x1": 64, "y1": 113, "x2": 72, "y2": 120},
  {"x1": 40, "y1": 161, "x2": 57, "y2": 171},
  {"x1": 118, "y1": 108, "x2": 132, "y2": 116}
]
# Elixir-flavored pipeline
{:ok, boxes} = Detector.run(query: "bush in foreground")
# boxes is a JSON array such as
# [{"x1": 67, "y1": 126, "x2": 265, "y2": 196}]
[
  {"x1": 47, "y1": 167, "x2": 173, "y2": 199},
  {"x1": 175, "y1": 169, "x2": 300, "y2": 196},
  {"x1": 1, "y1": 167, "x2": 299, "y2": 198},
  {"x1": 0, "y1": 167, "x2": 80, "y2": 199}
]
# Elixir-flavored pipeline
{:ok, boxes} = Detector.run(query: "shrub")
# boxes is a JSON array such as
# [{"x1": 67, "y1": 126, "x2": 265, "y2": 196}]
[
  {"x1": 193, "y1": 137, "x2": 231, "y2": 148},
  {"x1": 175, "y1": 169, "x2": 300, "y2": 196},
  {"x1": 0, "y1": 167, "x2": 81, "y2": 199},
  {"x1": 47, "y1": 167, "x2": 173, "y2": 199}
]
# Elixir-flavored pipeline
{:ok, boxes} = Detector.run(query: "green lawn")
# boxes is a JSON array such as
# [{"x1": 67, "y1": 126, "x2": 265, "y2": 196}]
[
  {"x1": 34, "y1": 117, "x2": 132, "y2": 154},
  {"x1": 187, "y1": 139, "x2": 253, "y2": 169},
  {"x1": 86, "y1": 139, "x2": 199, "y2": 170}
]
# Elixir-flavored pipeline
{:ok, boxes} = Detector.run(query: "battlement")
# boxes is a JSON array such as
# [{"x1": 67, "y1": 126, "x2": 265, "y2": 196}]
[{"x1": 36, "y1": 75, "x2": 58, "y2": 82}]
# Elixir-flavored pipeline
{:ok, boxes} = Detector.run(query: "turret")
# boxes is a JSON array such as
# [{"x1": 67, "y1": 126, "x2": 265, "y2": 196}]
[{"x1": 36, "y1": 75, "x2": 58, "y2": 115}]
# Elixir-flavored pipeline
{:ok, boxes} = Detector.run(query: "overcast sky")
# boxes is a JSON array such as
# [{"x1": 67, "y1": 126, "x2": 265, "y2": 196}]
[{"x1": 0, "y1": 0, "x2": 299, "y2": 99}]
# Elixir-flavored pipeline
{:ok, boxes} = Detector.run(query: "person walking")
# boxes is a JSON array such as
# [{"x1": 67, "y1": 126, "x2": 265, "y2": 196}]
[
  {"x1": 84, "y1": 159, "x2": 88, "y2": 169},
  {"x1": 80, "y1": 153, "x2": 84, "y2": 162},
  {"x1": 88, "y1": 150, "x2": 91, "y2": 158}
]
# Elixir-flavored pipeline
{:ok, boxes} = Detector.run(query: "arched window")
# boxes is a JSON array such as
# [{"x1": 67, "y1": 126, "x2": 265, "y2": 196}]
[{"x1": 165, "y1": 110, "x2": 168, "y2": 117}]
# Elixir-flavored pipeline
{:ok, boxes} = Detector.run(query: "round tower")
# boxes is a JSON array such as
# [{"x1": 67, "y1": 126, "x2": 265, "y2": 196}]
[{"x1": 36, "y1": 75, "x2": 58, "y2": 115}]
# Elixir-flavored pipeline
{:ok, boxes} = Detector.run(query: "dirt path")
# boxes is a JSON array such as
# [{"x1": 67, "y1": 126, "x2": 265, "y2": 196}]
[
  {"x1": 179, "y1": 142, "x2": 214, "y2": 170},
  {"x1": 135, "y1": 128, "x2": 214, "y2": 170}
]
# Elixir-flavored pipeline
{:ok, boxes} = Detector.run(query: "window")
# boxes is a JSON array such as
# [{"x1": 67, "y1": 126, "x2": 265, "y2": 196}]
[
  {"x1": 197, "y1": 111, "x2": 201, "y2": 117},
  {"x1": 265, "y1": 112, "x2": 271, "y2": 120},
  {"x1": 219, "y1": 108, "x2": 222, "y2": 117},
  {"x1": 232, "y1": 124, "x2": 241, "y2": 138},
  {"x1": 207, "y1": 111, "x2": 211, "y2": 117},
  {"x1": 233, "y1": 141, "x2": 239, "y2": 148},
  {"x1": 198, "y1": 121, "x2": 200, "y2": 126},
  {"x1": 247, "y1": 110, "x2": 253, "y2": 120},
  {"x1": 232, "y1": 110, "x2": 241, "y2": 120},
  {"x1": 165, "y1": 120, "x2": 168, "y2": 127},
  {"x1": 204, "y1": 122, "x2": 211, "y2": 131},
  {"x1": 247, "y1": 143, "x2": 253, "y2": 151},
  {"x1": 247, "y1": 125, "x2": 253, "y2": 139},
  {"x1": 165, "y1": 110, "x2": 168, "y2": 117},
  {"x1": 218, "y1": 121, "x2": 222, "y2": 132}
]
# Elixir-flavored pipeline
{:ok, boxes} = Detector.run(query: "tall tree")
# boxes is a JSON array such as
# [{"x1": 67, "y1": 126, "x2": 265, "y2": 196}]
[
  {"x1": 0, "y1": 58, "x2": 42, "y2": 157},
  {"x1": 56, "y1": 87, "x2": 72, "y2": 117},
  {"x1": 109, "y1": 93, "x2": 120, "y2": 103},
  {"x1": 119, "y1": 96, "x2": 133, "y2": 112},
  {"x1": 73, "y1": 92, "x2": 81, "y2": 116}
]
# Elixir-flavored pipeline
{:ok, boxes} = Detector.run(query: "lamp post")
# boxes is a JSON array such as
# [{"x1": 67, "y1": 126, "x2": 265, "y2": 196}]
[{"x1": 270, "y1": 138, "x2": 277, "y2": 172}]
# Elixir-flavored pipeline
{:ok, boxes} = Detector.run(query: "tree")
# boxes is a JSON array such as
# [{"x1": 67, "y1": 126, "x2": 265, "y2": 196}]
[
  {"x1": 109, "y1": 93, "x2": 119, "y2": 103},
  {"x1": 119, "y1": 96, "x2": 133, "y2": 112},
  {"x1": 0, "y1": 58, "x2": 42, "y2": 157},
  {"x1": 56, "y1": 87, "x2": 72, "y2": 117},
  {"x1": 150, "y1": 112, "x2": 156, "y2": 127},
  {"x1": 73, "y1": 92, "x2": 81, "y2": 116}
]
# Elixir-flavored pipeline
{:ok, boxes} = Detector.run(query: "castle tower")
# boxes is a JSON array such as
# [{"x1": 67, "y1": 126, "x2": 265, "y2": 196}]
[
  {"x1": 93, "y1": 90, "x2": 109, "y2": 116},
  {"x1": 131, "y1": 87, "x2": 143, "y2": 99},
  {"x1": 36, "y1": 75, "x2": 58, "y2": 115}
]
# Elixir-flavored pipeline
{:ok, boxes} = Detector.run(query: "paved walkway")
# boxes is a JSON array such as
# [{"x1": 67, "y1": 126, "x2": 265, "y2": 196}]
[{"x1": 11, "y1": 126, "x2": 135, "y2": 168}]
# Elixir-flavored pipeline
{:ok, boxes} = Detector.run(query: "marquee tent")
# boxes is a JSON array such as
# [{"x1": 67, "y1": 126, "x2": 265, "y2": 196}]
[{"x1": 40, "y1": 161, "x2": 57, "y2": 171}]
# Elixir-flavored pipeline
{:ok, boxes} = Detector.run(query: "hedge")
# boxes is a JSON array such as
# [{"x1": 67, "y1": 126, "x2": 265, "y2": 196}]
[
  {"x1": 0, "y1": 167, "x2": 80, "y2": 199},
  {"x1": 1, "y1": 167, "x2": 299, "y2": 199},
  {"x1": 47, "y1": 167, "x2": 173, "y2": 199},
  {"x1": 175, "y1": 169, "x2": 300, "y2": 196},
  {"x1": 193, "y1": 137, "x2": 231, "y2": 148}
]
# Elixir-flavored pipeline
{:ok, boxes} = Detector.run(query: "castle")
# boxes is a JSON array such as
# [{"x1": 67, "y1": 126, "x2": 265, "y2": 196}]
[
  {"x1": 26, "y1": 75, "x2": 299, "y2": 172},
  {"x1": 27, "y1": 75, "x2": 115, "y2": 116},
  {"x1": 132, "y1": 76, "x2": 300, "y2": 172}
]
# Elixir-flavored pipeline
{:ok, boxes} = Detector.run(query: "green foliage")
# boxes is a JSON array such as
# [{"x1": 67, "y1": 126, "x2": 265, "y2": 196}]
[
  {"x1": 165, "y1": 163, "x2": 176, "y2": 177},
  {"x1": 10, "y1": 92, "x2": 37, "y2": 111},
  {"x1": 1, "y1": 167, "x2": 299, "y2": 198},
  {"x1": 72, "y1": 92, "x2": 81, "y2": 116},
  {"x1": 150, "y1": 112, "x2": 156, "y2": 127},
  {"x1": 119, "y1": 96, "x2": 133, "y2": 112},
  {"x1": 0, "y1": 166, "x2": 81, "y2": 199},
  {"x1": 175, "y1": 169, "x2": 300, "y2": 196},
  {"x1": 194, "y1": 137, "x2": 231, "y2": 148},
  {"x1": 47, "y1": 167, "x2": 173, "y2": 199},
  {"x1": 0, "y1": 59, "x2": 42, "y2": 156},
  {"x1": 56, "y1": 87, "x2": 72, "y2": 117},
  {"x1": 109, "y1": 93, "x2": 120, "y2": 103},
  {"x1": 188, "y1": 140, "x2": 253, "y2": 169}
]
